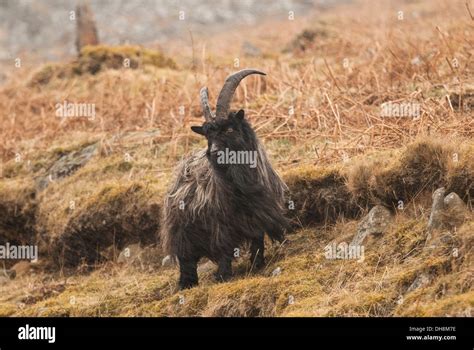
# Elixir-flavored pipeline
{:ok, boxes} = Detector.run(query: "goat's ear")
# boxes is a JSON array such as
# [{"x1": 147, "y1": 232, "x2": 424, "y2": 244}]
[
  {"x1": 191, "y1": 126, "x2": 206, "y2": 136},
  {"x1": 235, "y1": 109, "x2": 245, "y2": 121}
]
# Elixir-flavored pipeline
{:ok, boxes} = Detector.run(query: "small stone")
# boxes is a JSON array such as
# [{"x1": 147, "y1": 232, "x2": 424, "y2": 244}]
[
  {"x1": 411, "y1": 56, "x2": 422, "y2": 66},
  {"x1": 117, "y1": 244, "x2": 142, "y2": 264},
  {"x1": 36, "y1": 143, "x2": 98, "y2": 191},
  {"x1": 351, "y1": 205, "x2": 393, "y2": 246},
  {"x1": 407, "y1": 273, "x2": 431, "y2": 292},
  {"x1": 161, "y1": 255, "x2": 174, "y2": 267},
  {"x1": 1, "y1": 269, "x2": 16, "y2": 280},
  {"x1": 272, "y1": 267, "x2": 282, "y2": 277},
  {"x1": 11, "y1": 261, "x2": 31, "y2": 277},
  {"x1": 197, "y1": 260, "x2": 215, "y2": 274}
]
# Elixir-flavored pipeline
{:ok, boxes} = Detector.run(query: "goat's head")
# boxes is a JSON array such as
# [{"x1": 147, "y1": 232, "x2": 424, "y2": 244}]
[{"x1": 191, "y1": 69, "x2": 265, "y2": 162}]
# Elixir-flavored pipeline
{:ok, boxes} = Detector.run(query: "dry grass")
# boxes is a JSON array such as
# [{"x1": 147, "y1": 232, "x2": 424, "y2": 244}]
[
  {"x1": 1, "y1": 0, "x2": 472, "y2": 167},
  {"x1": 0, "y1": 0, "x2": 473, "y2": 316},
  {"x1": 1, "y1": 211, "x2": 471, "y2": 317}
]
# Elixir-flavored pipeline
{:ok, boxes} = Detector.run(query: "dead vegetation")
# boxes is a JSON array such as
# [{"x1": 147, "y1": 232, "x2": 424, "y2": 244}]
[
  {"x1": 0, "y1": 0, "x2": 472, "y2": 316},
  {"x1": 28, "y1": 45, "x2": 177, "y2": 86},
  {"x1": 1, "y1": 211, "x2": 471, "y2": 317}
]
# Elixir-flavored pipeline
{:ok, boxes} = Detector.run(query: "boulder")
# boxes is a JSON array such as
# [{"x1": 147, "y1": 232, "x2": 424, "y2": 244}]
[
  {"x1": 428, "y1": 188, "x2": 469, "y2": 231},
  {"x1": 351, "y1": 205, "x2": 393, "y2": 246},
  {"x1": 427, "y1": 187, "x2": 446, "y2": 231},
  {"x1": 443, "y1": 192, "x2": 469, "y2": 228},
  {"x1": 36, "y1": 143, "x2": 98, "y2": 191}
]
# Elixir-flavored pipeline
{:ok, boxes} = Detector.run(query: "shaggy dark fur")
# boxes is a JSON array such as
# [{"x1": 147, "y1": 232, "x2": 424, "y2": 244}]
[{"x1": 160, "y1": 71, "x2": 289, "y2": 290}]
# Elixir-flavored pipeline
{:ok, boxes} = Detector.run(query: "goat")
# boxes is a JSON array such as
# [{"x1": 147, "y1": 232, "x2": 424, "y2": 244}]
[{"x1": 160, "y1": 69, "x2": 289, "y2": 290}]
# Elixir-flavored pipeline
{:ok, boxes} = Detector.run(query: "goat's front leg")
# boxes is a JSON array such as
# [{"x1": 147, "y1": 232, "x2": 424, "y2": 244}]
[
  {"x1": 215, "y1": 256, "x2": 232, "y2": 282},
  {"x1": 250, "y1": 234, "x2": 265, "y2": 269},
  {"x1": 178, "y1": 256, "x2": 198, "y2": 290}
]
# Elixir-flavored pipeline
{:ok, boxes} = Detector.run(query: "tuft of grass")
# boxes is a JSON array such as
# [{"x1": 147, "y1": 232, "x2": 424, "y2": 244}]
[
  {"x1": 29, "y1": 45, "x2": 177, "y2": 86},
  {"x1": 447, "y1": 143, "x2": 474, "y2": 208},
  {"x1": 0, "y1": 178, "x2": 37, "y2": 249},
  {"x1": 373, "y1": 139, "x2": 451, "y2": 208}
]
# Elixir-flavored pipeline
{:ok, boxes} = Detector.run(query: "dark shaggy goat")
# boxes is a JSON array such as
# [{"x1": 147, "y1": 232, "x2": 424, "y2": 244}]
[{"x1": 160, "y1": 69, "x2": 289, "y2": 290}]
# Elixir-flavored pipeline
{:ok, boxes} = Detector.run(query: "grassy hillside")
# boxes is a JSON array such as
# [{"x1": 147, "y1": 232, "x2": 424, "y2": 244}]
[{"x1": 0, "y1": 0, "x2": 472, "y2": 316}]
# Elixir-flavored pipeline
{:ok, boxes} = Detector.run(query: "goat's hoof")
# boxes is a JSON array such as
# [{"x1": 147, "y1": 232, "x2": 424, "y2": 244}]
[{"x1": 177, "y1": 281, "x2": 198, "y2": 291}]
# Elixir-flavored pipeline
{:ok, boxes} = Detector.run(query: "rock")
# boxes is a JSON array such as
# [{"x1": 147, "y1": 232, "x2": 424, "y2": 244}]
[
  {"x1": 75, "y1": 2, "x2": 99, "y2": 54},
  {"x1": 444, "y1": 192, "x2": 466, "y2": 209},
  {"x1": 11, "y1": 261, "x2": 31, "y2": 278},
  {"x1": 161, "y1": 255, "x2": 174, "y2": 267},
  {"x1": 407, "y1": 273, "x2": 431, "y2": 292},
  {"x1": 197, "y1": 260, "x2": 215, "y2": 275},
  {"x1": 36, "y1": 143, "x2": 98, "y2": 190},
  {"x1": 427, "y1": 187, "x2": 446, "y2": 231},
  {"x1": 428, "y1": 189, "x2": 468, "y2": 231},
  {"x1": 272, "y1": 267, "x2": 282, "y2": 277},
  {"x1": 351, "y1": 205, "x2": 393, "y2": 246},
  {"x1": 241, "y1": 41, "x2": 262, "y2": 57},
  {"x1": 117, "y1": 244, "x2": 142, "y2": 264},
  {"x1": 443, "y1": 192, "x2": 468, "y2": 228},
  {"x1": 411, "y1": 56, "x2": 422, "y2": 66},
  {"x1": 1, "y1": 268, "x2": 16, "y2": 279}
]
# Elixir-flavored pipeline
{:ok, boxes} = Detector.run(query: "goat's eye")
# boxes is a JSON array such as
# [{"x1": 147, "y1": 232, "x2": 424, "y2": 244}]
[{"x1": 226, "y1": 127, "x2": 234, "y2": 134}]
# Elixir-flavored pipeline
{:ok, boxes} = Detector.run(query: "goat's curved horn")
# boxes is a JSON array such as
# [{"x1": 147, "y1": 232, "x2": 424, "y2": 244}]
[
  {"x1": 215, "y1": 69, "x2": 266, "y2": 120},
  {"x1": 199, "y1": 87, "x2": 214, "y2": 122}
]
